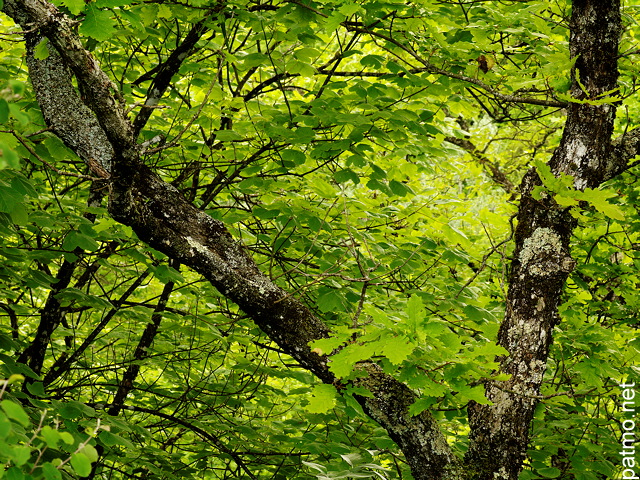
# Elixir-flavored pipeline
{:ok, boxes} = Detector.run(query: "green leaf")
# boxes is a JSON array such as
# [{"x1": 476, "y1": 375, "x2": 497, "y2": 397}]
[
  {"x1": 0, "y1": 134, "x2": 20, "y2": 170},
  {"x1": 41, "y1": 463, "x2": 62, "y2": 480},
  {"x1": 70, "y1": 452, "x2": 93, "y2": 477},
  {"x1": 334, "y1": 168, "x2": 359, "y2": 184},
  {"x1": 10, "y1": 175, "x2": 36, "y2": 198},
  {"x1": 380, "y1": 335, "x2": 415, "y2": 365},
  {"x1": 0, "y1": 143, "x2": 19, "y2": 169},
  {"x1": 408, "y1": 397, "x2": 436, "y2": 417},
  {"x1": 0, "y1": 400, "x2": 29, "y2": 427},
  {"x1": 458, "y1": 385, "x2": 492, "y2": 405},
  {"x1": 61, "y1": 0, "x2": 85, "y2": 15},
  {"x1": 8, "y1": 203, "x2": 28, "y2": 225},
  {"x1": 0, "y1": 415, "x2": 12, "y2": 439},
  {"x1": 118, "y1": 9, "x2": 145, "y2": 33},
  {"x1": 242, "y1": 52, "x2": 269, "y2": 68},
  {"x1": 389, "y1": 180, "x2": 412, "y2": 197},
  {"x1": 5, "y1": 467, "x2": 24, "y2": 480},
  {"x1": 0, "y1": 99, "x2": 9, "y2": 124},
  {"x1": 316, "y1": 287, "x2": 346, "y2": 313},
  {"x1": 0, "y1": 184, "x2": 22, "y2": 213},
  {"x1": 310, "y1": 178, "x2": 337, "y2": 199},
  {"x1": 153, "y1": 264, "x2": 184, "y2": 284},
  {"x1": 280, "y1": 149, "x2": 306, "y2": 166},
  {"x1": 25, "y1": 382, "x2": 46, "y2": 397},
  {"x1": 134, "y1": 4, "x2": 157, "y2": 25},
  {"x1": 33, "y1": 37, "x2": 50, "y2": 60},
  {"x1": 471, "y1": 342, "x2": 509, "y2": 359},
  {"x1": 58, "y1": 403, "x2": 82, "y2": 420},
  {"x1": 536, "y1": 467, "x2": 561, "y2": 478},
  {"x1": 338, "y1": 3, "x2": 361, "y2": 16},
  {"x1": 157, "y1": 3, "x2": 171, "y2": 18},
  {"x1": 252, "y1": 207, "x2": 280, "y2": 219},
  {"x1": 579, "y1": 187, "x2": 625, "y2": 220},
  {"x1": 360, "y1": 54, "x2": 385, "y2": 69},
  {"x1": 329, "y1": 343, "x2": 377, "y2": 378},
  {"x1": 214, "y1": 130, "x2": 243, "y2": 142},
  {"x1": 59, "y1": 431, "x2": 75, "y2": 444},
  {"x1": 305, "y1": 384, "x2": 337, "y2": 413},
  {"x1": 406, "y1": 295, "x2": 425, "y2": 341},
  {"x1": 366, "y1": 178, "x2": 391, "y2": 195},
  {"x1": 62, "y1": 230, "x2": 99, "y2": 252},
  {"x1": 79, "y1": 444, "x2": 99, "y2": 462},
  {"x1": 98, "y1": 430, "x2": 133, "y2": 448},
  {"x1": 294, "y1": 47, "x2": 320, "y2": 62},
  {"x1": 79, "y1": 5, "x2": 116, "y2": 41},
  {"x1": 26, "y1": 270, "x2": 58, "y2": 289},
  {"x1": 309, "y1": 333, "x2": 350, "y2": 356},
  {"x1": 41, "y1": 426, "x2": 60, "y2": 448},
  {"x1": 11, "y1": 445, "x2": 30, "y2": 466}
]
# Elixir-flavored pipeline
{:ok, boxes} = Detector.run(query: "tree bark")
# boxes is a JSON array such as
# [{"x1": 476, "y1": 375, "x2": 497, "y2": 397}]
[
  {"x1": 465, "y1": 2, "x2": 622, "y2": 479},
  {"x1": 2, "y1": 1, "x2": 457, "y2": 478}
]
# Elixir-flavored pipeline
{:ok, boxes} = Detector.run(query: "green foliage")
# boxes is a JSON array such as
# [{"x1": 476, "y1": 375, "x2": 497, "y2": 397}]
[
  {"x1": 520, "y1": 167, "x2": 640, "y2": 479},
  {"x1": 304, "y1": 450, "x2": 391, "y2": 479},
  {"x1": 306, "y1": 384, "x2": 338, "y2": 414},
  {"x1": 78, "y1": 5, "x2": 116, "y2": 41},
  {"x1": 0, "y1": 376, "x2": 101, "y2": 479},
  {"x1": 534, "y1": 161, "x2": 625, "y2": 220}
]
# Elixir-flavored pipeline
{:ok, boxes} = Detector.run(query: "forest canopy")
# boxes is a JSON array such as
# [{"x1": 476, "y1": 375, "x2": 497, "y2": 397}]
[{"x1": 0, "y1": 0, "x2": 639, "y2": 479}]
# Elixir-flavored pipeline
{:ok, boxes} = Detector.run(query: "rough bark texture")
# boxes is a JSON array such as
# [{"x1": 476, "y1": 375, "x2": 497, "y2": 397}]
[
  {"x1": 2, "y1": 1, "x2": 456, "y2": 478},
  {"x1": 465, "y1": 2, "x2": 622, "y2": 479},
  {"x1": 23, "y1": 32, "x2": 114, "y2": 173},
  {"x1": 5, "y1": 0, "x2": 640, "y2": 478}
]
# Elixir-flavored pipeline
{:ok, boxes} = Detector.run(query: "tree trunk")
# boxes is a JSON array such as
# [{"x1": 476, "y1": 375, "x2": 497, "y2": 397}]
[{"x1": 466, "y1": 1, "x2": 622, "y2": 478}]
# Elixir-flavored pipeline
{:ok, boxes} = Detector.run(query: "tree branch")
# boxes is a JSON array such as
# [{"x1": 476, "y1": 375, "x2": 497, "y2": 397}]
[
  {"x1": 131, "y1": 20, "x2": 210, "y2": 136},
  {"x1": 2, "y1": 1, "x2": 462, "y2": 478},
  {"x1": 3, "y1": 0, "x2": 136, "y2": 158},
  {"x1": 108, "y1": 267, "x2": 176, "y2": 416},
  {"x1": 344, "y1": 25, "x2": 567, "y2": 109}
]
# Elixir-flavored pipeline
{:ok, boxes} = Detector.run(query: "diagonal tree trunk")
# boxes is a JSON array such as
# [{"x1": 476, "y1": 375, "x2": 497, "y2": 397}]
[{"x1": 1, "y1": 1, "x2": 457, "y2": 477}]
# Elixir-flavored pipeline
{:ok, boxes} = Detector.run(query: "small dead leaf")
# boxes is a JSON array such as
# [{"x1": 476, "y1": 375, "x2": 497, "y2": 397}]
[{"x1": 476, "y1": 54, "x2": 495, "y2": 74}]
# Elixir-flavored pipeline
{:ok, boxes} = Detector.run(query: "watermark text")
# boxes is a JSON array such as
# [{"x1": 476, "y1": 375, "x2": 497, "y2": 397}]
[{"x1": 620, "y1": 382, "x2": 637, "y2": 479}]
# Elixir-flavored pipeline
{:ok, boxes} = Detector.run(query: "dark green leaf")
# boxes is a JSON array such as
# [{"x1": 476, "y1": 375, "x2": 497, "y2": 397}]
[{"x1": 0, "y1": 99, "x2": 8, "y2": 124}]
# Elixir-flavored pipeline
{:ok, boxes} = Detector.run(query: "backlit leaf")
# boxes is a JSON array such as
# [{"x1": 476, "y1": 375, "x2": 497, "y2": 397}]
[
  {"x1": 79, "y1": 5, "x2": 116, "y2": 41},
  {"x1": 305, "y1": 384, "x2": 337, "y2": 413}
]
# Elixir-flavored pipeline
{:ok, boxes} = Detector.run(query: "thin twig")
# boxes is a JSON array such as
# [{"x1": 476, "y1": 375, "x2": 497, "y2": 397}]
[{"x1": 6, "y1": 131, "x2": 106, "y2": 180}]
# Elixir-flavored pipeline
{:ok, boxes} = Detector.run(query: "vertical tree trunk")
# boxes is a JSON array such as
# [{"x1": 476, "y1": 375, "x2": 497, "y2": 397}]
[{"x1": 465, "y1": 2, "x2": 621, "y2": 478}]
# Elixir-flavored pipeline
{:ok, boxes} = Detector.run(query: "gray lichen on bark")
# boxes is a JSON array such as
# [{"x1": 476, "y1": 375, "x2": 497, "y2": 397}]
[
  {"x1": 24, "y1": 35, "x2": 114, "y2": 174},
  {"x1": 518, "y1": 227, "x2": 575, "y2": 276}
]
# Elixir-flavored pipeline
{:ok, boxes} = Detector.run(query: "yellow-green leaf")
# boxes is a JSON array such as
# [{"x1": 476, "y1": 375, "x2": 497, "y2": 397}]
[{"x1": 305, "y1": 384, "x2": 337, "y2": 414}]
